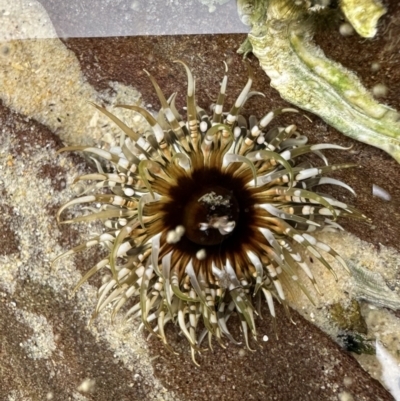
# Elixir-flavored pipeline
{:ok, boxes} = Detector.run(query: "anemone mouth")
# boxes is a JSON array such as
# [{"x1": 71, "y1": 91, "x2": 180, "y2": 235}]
[
  {"x1": 54, "y1": 60, "x2": 370, "y2": 365},
  {"x1": 152, "y1": 164, "x2": 255, "y2": 253}
]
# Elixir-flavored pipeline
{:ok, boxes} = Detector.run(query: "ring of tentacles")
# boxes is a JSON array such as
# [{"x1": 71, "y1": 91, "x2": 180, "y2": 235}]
[{"x1": 54, "y1": 61, "x2": 369, "y2": 364}]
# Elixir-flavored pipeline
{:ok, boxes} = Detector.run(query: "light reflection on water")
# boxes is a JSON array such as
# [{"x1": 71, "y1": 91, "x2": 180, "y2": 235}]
[{"x1": 0, "y1": 0, "x2": 249, "y2": 39}]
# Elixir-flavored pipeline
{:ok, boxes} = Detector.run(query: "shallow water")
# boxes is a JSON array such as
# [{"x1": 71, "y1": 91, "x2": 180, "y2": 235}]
[{"x1": 0, "y1": 1, "x2": 399, "y2": 400}]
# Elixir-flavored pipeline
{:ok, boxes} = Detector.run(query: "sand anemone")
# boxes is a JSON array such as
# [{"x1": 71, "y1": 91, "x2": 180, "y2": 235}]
[{"x1": 54, "y1": 61, "x2": 369, "y2": 364}]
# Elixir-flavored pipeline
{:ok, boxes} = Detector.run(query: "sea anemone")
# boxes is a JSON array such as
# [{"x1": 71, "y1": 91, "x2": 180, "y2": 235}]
[{"x1": 54, "y1": 61, "x2": 369, "y2": 364}]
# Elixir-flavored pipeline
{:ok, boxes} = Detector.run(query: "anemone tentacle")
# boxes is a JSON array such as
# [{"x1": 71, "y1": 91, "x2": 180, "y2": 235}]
[{"x1": 55, "y1": 61, "x2": 370, "y2": 365}]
